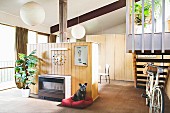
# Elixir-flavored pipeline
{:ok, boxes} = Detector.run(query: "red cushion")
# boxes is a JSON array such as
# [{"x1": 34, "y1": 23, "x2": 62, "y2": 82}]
[{"x1": 62, "y1": 96, "x2": 93, "y2": 109}]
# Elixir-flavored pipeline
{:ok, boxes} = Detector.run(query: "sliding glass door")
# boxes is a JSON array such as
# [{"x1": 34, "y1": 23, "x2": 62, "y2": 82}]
[{"x1": 0, "y1": 24, "x2": 16, "y2": 90}]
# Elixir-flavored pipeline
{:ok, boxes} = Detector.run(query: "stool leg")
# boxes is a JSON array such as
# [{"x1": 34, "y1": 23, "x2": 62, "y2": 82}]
[
  {"x1": 100, "y1": 75, "x2": 102, "y2": 84},
  {"x1": 108, "y1": 75, "x2": 110, "y2": 84},
  {"x1": 105, "y1": 75, "x2": 107, "y2": 82}
]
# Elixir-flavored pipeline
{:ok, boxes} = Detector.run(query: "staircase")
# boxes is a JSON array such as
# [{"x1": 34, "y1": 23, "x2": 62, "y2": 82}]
[{"x1": 133, "y1": 50, "x2": 170, "y2": 89}]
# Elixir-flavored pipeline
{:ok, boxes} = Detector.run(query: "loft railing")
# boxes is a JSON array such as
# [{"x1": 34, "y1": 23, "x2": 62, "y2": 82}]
[
  {"x1": 126, "y1": 0, "x2": 166, "y2": 53},
  {"x1": 0, "y1": 61, "x2": 15, "y2": 83}
]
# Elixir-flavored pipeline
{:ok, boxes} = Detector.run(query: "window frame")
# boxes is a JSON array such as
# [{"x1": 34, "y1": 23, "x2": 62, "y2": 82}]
[{"x1": 28, "y1": 30, "x2": 50, "y2": 44}]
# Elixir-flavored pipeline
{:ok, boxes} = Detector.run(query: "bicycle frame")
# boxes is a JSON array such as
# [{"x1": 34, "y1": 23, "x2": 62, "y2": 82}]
[{"x1": 145, "y1": 65, "x2": 164, "y2": 113}]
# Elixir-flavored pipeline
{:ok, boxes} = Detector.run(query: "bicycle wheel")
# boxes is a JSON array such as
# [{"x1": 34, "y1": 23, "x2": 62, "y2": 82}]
[{"x1": 149, "y1": 87, "x2": 164, "y2": 113}]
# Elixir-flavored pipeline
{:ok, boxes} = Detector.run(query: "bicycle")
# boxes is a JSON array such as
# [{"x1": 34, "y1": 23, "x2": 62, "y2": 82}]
[{"x1": 142, "y1": 63, "x2": 165, "y2": 113}]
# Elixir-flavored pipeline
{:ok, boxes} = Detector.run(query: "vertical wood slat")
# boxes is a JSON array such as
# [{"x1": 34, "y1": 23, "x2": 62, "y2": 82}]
[
  {"x1": 61, "y1": 43, "x2": 64, "y2": 75},
  {"x1": 115, "y1": 35, "x2": 125, "y2": 80},
  {"x1": 48, "y1": 43, "x2": 52, "y2": 74},
  {"x1": 132, "y1": 0, "x2": 135, "y2": 53},
  {"x1": 126, "y1": 0, "x2": 129, "y2": 53},
  {"x1": 87, "y1": 43, "x2": 92, "y2": 97},
  {"x1": 105, "y1": 34, "x2": 115, "y2": 80},
  {"x1": 34, "y1": 44, "x2": 38, "y2": 94},
  {"x1": 51, "y1": 43, "x2": 55, "y2": 74},
  {"x1": 151, "y1": 0, "x2": 155, "y2": 53},
  {"x1": 162, "y1": 0, "x2": 165, "y2": 53},
  {"x1": 132, "y1": 53, "x2": 137, "y2": 88},
  {"x1": 68, "y1": 43, "x2": 72, "y2": 75},
  {"x1": 142, "y1": 0, "x2": 144, "y2": 53},
  {"x1": 71, "y1": 43, "x2": 76, "y2": 95},
  {"x1": 54, "y1": 43, "x2": 61, "y2": 74},
  {"x1": 64, "y1": 43, "x2": 68, "y2": 75}
]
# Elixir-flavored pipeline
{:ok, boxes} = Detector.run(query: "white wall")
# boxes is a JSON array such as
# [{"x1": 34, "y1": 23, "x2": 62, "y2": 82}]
[
  {"x1": 0, "y1": 11, "x2": 50, "y2": 33},
  {"x1": 95, "y1": 23, "x2": 126, "y2": 34}
]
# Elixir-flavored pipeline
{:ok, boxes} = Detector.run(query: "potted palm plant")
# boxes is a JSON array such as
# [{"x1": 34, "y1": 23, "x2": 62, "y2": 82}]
[{"x1": 15, "y1": 50, "x2": 38, "y2": 97}]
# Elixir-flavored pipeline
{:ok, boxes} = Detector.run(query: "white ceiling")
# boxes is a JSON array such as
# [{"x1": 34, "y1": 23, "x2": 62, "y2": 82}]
[{"x1": 0, "y1": 0, "x2": 126, "y2": 34}]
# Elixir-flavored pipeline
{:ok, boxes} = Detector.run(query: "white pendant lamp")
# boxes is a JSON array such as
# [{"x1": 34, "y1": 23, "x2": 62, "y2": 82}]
[
  {"x1": 71, "y1": 24, "x2": 86, "y2": 39},
  {"x1": 20, "y1": 1, "x2": 45, "y2": 26}
]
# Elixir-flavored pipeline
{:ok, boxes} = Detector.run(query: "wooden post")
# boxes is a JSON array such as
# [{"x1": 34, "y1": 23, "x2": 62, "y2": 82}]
[
  {"x1": 132, "y1": 53, "x2": 137, "y2": 88},
  {"x1": 141, "y1": 0, "x2": 144, "y2": 53},
  {"x1": 162, "y1": 0, "x2": 165, "y2": 53},
  {"x1": 126, "y1": 0, "x2": 130, "y2": 53},
  {"x1": 132, "y1": 0, "x2": 135, "y2": 53},
  {"x1": 59, "y1": 0, "x2": 67, "y2": 42},
  {"x1": 151, "y1": 0, "x2": 155, "y2": 53}
]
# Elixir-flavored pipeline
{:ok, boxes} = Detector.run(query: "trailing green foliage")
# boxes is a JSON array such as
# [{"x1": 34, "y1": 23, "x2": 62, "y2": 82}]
[
  {"x1": 130, "y1": 0, "x2": 161, "y2": 26},
  {"x1": 15, "y1": 50, "x2": 38, "y2": 89}
]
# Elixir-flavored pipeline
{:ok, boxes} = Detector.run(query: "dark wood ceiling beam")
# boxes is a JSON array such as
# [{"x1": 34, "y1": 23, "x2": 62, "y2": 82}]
[{"x1": 50, "y1": 0, "x2": 140, "y2": 33}]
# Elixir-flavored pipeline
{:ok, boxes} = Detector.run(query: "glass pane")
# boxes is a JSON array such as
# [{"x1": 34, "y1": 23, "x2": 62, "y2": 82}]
[
  {"x1": 38, "y1": 34, "x2": 48, "y2": 43},
  {"x1": 0, "y1": 24, "x2": 15, "y2": 84},
  {"x1": 28, "y1": 31, "x2": 36, "y2": 44},
  {"x1": 0, "y1": 24, "x2": 15, "y2": 62}
]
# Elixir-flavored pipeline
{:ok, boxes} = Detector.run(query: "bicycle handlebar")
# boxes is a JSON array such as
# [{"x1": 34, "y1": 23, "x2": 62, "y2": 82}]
[
  {"x1": 144, "y1": 62, "x2": 164, "y2": 75},
  {"x1": 145, "y1": 62, "x2": 165, "y2": 69}
]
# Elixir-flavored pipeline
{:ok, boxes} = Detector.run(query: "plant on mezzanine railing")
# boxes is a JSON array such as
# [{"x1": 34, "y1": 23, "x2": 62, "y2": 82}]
[{"x1": 130, "y1": 0, "x2": 161, "y2": 26}]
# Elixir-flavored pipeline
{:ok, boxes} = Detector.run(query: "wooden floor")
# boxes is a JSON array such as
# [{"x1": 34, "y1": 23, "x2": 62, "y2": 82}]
[{"x1": 0, "y1": 80, "x2": 169, "y2": 113}]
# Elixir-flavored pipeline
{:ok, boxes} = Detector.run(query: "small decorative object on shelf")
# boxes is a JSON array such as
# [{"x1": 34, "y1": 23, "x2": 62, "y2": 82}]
[{"x1": 53, "y1": 53, "x2": 66, "y2": 65}]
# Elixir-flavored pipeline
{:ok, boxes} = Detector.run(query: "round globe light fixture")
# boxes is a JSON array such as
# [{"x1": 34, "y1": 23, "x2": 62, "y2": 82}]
[
  {"x1": 71, "y1": 24, "x2": 86, "y2": 39},
  {"x1": 20, "y1": 1, "x2": 45, "y2": 26}
]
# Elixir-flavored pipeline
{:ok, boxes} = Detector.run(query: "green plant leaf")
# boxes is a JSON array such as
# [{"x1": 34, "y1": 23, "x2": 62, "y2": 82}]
[
  {"x1": 15, "y1": 50, "x2": 38, "y2": 89},
  {"x1": 16, "y1": 59, "x2": 24, "y2": 65},
  {"x1": 15, "y1": 73, "x2": 22, "y2": 78},
  {"x1": 130, "y1": 0, "x2": 161, "y2": 25},
  {"x1": 18, "y1": 53, "x2": 26, "y2": 60},
  {"x1": 29, "y1": 49, "x2": 36, "y2": 56}
]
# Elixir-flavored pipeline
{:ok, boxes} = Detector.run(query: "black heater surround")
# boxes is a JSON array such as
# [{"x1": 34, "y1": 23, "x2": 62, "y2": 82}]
[{"x1": 38, "y1": 75, "x2": 65, "y2": 100}]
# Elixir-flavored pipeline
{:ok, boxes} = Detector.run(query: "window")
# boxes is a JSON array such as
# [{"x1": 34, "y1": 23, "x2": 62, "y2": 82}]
[
  {"x1": 0, "y1": 24, "x2": 15, "y2": 84},
  {"x1": 28, "y1": 31, "x2": 48, "y2": 44},
  {"x1": 0, "y1": 24, "x2": 15, "y2": 62},
  {"x1": 28, "y1": 31, "x2": 36, "y2": 44},
  {"x1": 37, "y1": 34, "x2": 48, "y2": 43}
]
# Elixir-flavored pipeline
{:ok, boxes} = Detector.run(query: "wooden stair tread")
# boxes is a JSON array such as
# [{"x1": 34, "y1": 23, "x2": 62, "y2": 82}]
[
  {"x1": 137, "y1": 80, "x2": 165, "y2": 83},
  {"x1": 136, "y1": 84, "x2": 146, "y2": 89},
  {"x1": 137, "y1": 76, "x2": 166, "y2": 80},
  {"x1": 133, "y1": 51, "x2": 170, "y2": 89},
  {"x1": 136, "y1": 65, "x2": 169, "y2": 68},
  {"x1": 137, "y1": 82, "x2": 165, "y2": 86},
  {"x1": 137, "y1": 71, "x2": 167, "y2": 75},
  {"x1": 136, "y1": 59, "x2": 170, "y2": 63}
]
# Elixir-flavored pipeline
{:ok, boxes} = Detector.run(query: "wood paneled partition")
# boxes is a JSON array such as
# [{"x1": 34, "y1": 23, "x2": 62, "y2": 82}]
[
  {"x1": 27, "y1": 42, "x2": 99, "y2": 100},
  {"x1": 86, "y1": 34, "x2": 134, "y2": 81}
]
